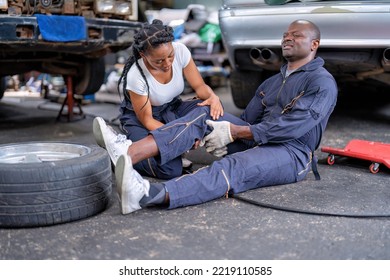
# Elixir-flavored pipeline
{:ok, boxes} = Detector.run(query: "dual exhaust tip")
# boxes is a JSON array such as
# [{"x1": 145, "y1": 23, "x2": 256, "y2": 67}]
[{"x1": 249, "y1": 48, "x2": 281, "y2": 70}]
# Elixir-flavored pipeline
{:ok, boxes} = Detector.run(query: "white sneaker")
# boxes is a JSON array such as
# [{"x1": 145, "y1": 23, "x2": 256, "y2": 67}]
[
  {"x1": 93, "y1": 117, "x2": 132, "y2": 166},
  {"x1": 115, "y1": 154, "x2": 150, "y2": 214}
]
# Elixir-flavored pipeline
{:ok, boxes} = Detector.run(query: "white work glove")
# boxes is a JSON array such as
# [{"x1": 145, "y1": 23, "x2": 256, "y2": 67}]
[
  {"x1": 201, "y1": 120, "x2": 234, "y2": 153},
  {"x1": 212, "y1": 146, "x2": 228, "y2": 157}
]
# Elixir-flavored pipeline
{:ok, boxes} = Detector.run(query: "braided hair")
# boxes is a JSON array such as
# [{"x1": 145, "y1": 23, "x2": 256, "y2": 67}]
[{"x1": 118, "y1": 19, "x2": 175, "y2": 107}]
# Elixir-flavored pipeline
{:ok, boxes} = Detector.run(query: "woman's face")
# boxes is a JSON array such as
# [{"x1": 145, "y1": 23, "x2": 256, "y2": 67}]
[{"x1": 141, "y1": 42, "x2": 175, "y2": 73}]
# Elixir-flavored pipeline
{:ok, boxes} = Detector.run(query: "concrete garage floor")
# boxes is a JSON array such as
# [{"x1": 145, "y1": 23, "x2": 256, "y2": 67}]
[{"x1": 0, "y1": 83, "x2": 390, "y2": 261}]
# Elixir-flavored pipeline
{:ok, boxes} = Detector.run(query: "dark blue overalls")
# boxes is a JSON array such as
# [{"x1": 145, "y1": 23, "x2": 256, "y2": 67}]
[{"x1": 147, "y1": 57, "x2": 338, "y2": 209}]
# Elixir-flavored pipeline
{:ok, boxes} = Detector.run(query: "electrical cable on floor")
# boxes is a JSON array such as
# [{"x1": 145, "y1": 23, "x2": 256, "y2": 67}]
[{"x1": 233, "y1": 195, "x2": 390, "y2": 218}]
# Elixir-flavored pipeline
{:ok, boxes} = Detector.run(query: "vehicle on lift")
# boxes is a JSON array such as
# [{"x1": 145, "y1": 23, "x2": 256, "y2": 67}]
[
  {"x1": 219, "y1": 0, "x2": 390, "y2": 108},
  {"x1": 0, "y1": 0, "x2": 141, "y2": 100}
]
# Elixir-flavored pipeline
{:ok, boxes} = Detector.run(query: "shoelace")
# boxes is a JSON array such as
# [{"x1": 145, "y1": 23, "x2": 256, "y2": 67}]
[
  {"x1": 132, "y1": 172, "x2": 145, "y2": 191},
  {"x1": 115, "y1": 134, "x2": 128, "y2": 144},
  {"x1": 111, "y1": 134, "x2": 129, "y2": 161},
  {"x1": 136, "y1": 176, "x2": 149, "y2": 197}
]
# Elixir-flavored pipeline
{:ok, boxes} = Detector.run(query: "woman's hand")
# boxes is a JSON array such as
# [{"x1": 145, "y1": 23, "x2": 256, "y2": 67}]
[{"x1": 197, "y1": 94, "x2": 224, "y2": 120}]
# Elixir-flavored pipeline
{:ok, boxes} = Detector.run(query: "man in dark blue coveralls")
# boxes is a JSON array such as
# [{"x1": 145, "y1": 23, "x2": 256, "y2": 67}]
[{"x1": 94, "y1": 19, "x2": 338, "y2": 215}]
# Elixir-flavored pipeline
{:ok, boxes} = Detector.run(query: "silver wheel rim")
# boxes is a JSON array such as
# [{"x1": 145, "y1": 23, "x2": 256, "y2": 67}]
[{"x1": 0, "y1": 142, "x2": 91, "y2": 164}]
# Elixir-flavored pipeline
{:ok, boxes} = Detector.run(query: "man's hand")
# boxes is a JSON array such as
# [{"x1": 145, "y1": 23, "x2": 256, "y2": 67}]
[
  {"x1": 212, "y1": 146, "x2": 228, "y2": 157},
  {"x1": 201, "y1": 120, "x2": 234, "y2": 153}
]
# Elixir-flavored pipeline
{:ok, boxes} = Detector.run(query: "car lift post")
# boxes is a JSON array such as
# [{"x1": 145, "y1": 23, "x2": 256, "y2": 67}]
[{"x1": 56, "y1": 75, "x2": 85, "y2": 122}]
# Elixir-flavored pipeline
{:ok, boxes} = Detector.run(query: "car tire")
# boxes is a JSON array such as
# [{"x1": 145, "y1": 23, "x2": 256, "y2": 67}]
[
  {"x1": 0, "y1": 76, "x2": 6, "y2": 100},
  {"x1": 0, "y1": 142, "x2": 112, "y2": 228},
  {"x1": 230, "y1": 70, "x2": 266, "y2": 109},
  {"x1": 74, "y1": 57, "x2": 106, "y2": 95},
  {"x1": 230, "y1": 70, "x2": 263, "y2": 109}
]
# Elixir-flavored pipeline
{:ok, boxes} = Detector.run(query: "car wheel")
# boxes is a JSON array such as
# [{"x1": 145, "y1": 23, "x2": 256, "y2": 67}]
[
  {"x1": 74, "y1": 57, "x2": 106, "y2": 95},
  {"x1": 0, "y1": 142, "x2": 112, "y2": 228},
  {"x1": 230, "y1": 70, "x2": 263, "y2": 109},
  {"x1": 0, "y1": 76, "x2": 6, "y2": 100}
]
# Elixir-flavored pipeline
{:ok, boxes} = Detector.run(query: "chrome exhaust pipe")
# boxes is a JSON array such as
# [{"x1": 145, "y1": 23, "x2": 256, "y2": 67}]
[
  {"x1": 249, "y1": 48, "x2": 262, "y2": 61},
  {"x1": 249, "y1": 48, "x2": 281, "y2": 70}
]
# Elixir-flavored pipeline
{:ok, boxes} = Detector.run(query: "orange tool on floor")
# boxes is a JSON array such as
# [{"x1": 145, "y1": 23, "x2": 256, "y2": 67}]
[{"x1": 321, "y1": 139, "x2": 390, "y2": 174}]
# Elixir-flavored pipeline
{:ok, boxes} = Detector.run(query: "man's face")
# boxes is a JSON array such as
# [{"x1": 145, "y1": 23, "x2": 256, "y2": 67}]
[{"x1": 281, "y1": 22, "x2": 317, "y2": 62}]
